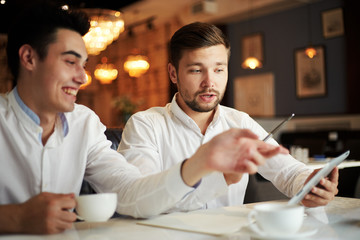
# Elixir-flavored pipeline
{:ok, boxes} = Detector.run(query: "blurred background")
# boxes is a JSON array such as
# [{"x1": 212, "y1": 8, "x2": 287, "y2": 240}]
[{"x1": 0, "y1": 0, "x2": 359, "y2": 201}]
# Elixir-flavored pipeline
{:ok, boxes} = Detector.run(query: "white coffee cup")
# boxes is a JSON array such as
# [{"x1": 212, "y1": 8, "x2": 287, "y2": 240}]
[
  {"x1": 76, "y1": 193, "x2": 117, "y2": 222},
  {"x1": 248, "y1": 203, "x2": 304, "y2": 236}
]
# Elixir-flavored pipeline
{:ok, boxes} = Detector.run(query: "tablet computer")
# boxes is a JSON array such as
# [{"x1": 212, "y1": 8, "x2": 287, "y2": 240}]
[{"x1": 288, "y1": 150, "x2": 350, "y2": 205}]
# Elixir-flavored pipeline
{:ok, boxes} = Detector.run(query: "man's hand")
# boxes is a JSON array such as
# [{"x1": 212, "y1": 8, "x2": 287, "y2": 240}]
[
  {"x1": 182, "y1": 128, "x2": 289, "y2": 186},
  {"x1": 0, "y1": 192, "x2": 77, "y2": 234},
  {"x1": 201, "y1": 128, "x2": 288, "y2": 174},
  {"x1": 301, "y1": 167, "x2": 339, "y2": 207}
]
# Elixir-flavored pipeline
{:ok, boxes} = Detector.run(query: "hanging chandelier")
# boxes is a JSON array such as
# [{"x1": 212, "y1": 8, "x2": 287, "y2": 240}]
[
  {"x1": 123, "y1": 54, "x2": 150, "y2": 78},
  {"x1": 94, "y1": 57, "x2": 118, "y2": 84},
  {"x1": 82, "y1": 9, "x2": 125, "y2": 55}
]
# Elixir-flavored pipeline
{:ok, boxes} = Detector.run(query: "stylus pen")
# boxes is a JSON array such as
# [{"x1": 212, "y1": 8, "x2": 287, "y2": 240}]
[{"x1": 262, "y1": 113, "x2": 295, "y2": 142}]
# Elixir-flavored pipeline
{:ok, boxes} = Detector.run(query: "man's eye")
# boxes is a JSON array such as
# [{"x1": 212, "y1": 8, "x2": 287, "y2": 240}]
[
  {"x1": 190, "y1": 69, "x2": 201, "y2": 73},
  {"x1": 216, "y1": 68, "x2": 224, "y2": 72},
  {"x1": 66, "y1": 60, "x2": 75, "y2": 65}
]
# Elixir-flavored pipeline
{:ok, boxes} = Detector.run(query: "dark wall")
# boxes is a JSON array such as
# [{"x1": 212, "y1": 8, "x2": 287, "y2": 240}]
[
  {"x1": 226, "y1": 0, "x2": 347, "y2": 117},
  {"x1": 344, "y1": 0, "x2": 360, "y2": 113}
]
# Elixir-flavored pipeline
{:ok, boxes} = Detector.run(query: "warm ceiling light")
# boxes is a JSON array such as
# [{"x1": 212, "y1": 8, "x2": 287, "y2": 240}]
[
  {"x1": 242, "y1": 57, "x2": 263, "y2": 70},
  {"x1": 94, "y1": 57, "x2": 118, "y2": 84},
  {"x1": 123, "y1": 55, "x2": 150, "y2": 78},
  {"x1": 80, "y1": 71, "x2": 92, "y2": 89},
  {"x1": 304, "y1": 2, "x2": 317, "y2": 59},
  {"x1": 305, "y1": 47, "x2": 317, "y2": 59},
  {"x1": 82, "y1": 9, "x2": 125, "y2": 55},
  {"x1": 241, "y1": 0, "x2": 263, "y2": 70}
]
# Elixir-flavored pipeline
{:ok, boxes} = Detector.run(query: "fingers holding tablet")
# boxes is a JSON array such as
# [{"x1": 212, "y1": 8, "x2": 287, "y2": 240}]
[
  {"x1": 288, "y1": 151, "x2": 349, "y2": 207},
  {"x1": 301, "y1": 167, "x2": 339, "y2": 207}
]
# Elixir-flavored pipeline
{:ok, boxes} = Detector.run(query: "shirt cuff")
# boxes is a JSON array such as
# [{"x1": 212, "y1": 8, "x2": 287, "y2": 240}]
[
  {"x1": 165, "y1": 161, "x2": 198, "y2": 199},
  {"x1": 195, "y1": 171, "x2": 228, "y2": 203}
]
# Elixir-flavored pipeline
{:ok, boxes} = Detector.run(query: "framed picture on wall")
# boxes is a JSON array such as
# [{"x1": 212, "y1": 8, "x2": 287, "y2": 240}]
[
  {"x1": 241, "y1": 33, "x2": 264, "y2": 63},
  {"x1": 321, "y1": 8, "x2": 344, "y2": 39},
  {"x1": 234, "y1": 72, "x2": 275, "y2": 117},
  {"x1": 294, "y1": 46, "x2": 326, "y2": 99}
]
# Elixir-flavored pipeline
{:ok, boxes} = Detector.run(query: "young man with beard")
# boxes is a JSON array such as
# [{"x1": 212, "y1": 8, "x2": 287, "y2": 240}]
[
  {"x1": 118, "y1": 22, "x2": 339, "y2": 212},
  {"x1": 0, "y1": 5, "x2": 289, "y2": 235}
]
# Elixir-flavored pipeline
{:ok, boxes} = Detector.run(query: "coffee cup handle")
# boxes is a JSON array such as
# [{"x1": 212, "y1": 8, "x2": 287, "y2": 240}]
[{"x1": 248, "y1": 210, "x2": 266, "y2": 236}]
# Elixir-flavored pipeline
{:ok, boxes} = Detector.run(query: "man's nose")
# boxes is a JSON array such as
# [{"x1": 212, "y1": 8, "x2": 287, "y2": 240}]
[
  {"x1": 200, "y1": 71, "x2": 214, "y2": 88},
  {"x1": 76, "y1": 68, "x2": 87, "y2": 84}
]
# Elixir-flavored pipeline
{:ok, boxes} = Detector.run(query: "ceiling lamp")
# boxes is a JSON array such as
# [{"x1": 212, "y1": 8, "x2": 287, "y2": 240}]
[
  {"x1": 94, "y1": 57, "x2": 118, "y2": 84},
  {"x1": 242, "y1": 57, "x2": 263, "y2": 70},
  {"x1": 305, "y1": 1, "x2": 317, "y2": 59},
  {"x1": 242, "y1": 0, "x2": 262, "y2": 70},
  {"x1": 82, "y1": 9, "x2": 125, "y2": 55},
  {"x1": 123, "y1": 54, "x2": 150, "y2": 78},
  {"x1": 80, "y1": 71, "x2": 92, "y2": 89},
  {"x1": 305, "y1": 47, "x2": 317, "y2": 59}
]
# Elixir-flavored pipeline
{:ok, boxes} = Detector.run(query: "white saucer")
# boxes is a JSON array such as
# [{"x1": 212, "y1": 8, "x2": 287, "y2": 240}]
[{"x1": 244, "y1": 225, "x2": 318, "y2": 239}]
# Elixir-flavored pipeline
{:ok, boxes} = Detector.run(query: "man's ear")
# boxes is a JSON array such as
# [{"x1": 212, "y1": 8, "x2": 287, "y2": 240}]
[
  {"x1": 168, "y1": 63, "x2": 178, "y2": 84},
  {"x1": 18, "y1": 44, "x2": 37, "y2": 71}
]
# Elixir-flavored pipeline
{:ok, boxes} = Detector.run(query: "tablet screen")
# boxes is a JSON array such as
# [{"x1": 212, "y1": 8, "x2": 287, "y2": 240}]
[{"x1": 288, "y1": 150, "x2": 350, "y2": 205}]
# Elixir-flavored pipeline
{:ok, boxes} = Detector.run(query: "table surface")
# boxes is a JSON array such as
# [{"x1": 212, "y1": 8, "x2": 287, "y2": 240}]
[{"x1": 1, "y1": 197, "x2": 359, "y2": 240}]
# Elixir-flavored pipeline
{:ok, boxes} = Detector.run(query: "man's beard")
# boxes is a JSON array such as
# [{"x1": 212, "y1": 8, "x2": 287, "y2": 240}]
[{"x1": 183, "y1": 88, "x2": 222, "y2": 113}]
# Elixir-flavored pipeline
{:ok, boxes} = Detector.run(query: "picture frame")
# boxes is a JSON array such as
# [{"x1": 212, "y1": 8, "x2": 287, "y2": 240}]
[
  {"x1": 241, "y1": 33, "x2": 264, "y2": 63},
  {"x1": 321, "y1": 8, "x2": 344, "y2": 39},
  {"x1": 294, "y1": 46, "x2": 326, "y2": 99},
  {"x1": 234, "y1": 72, "x2": 274, "y2": 117}
]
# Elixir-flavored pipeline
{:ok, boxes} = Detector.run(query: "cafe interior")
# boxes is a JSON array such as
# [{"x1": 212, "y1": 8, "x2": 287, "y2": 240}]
[
  {"x1": 0, "y1": 0, "x2": 359, "y2": 236},
  {"x1": 0, "y1": 0, "x2": 359, "y2": 199}
]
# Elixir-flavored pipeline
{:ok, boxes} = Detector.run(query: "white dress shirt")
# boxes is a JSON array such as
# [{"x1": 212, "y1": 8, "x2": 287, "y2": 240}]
[
  {"x1": 119, "y1": 94, "x2": 313, "y2": 212},
  {"x1": 0, "y1": 89, "x2": 196, "y2": 218}
]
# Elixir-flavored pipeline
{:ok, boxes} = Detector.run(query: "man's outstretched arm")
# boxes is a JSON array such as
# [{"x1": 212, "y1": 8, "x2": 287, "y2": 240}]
[{"x1": 181, "y1": 128, "x2": 289, "y2": 187}]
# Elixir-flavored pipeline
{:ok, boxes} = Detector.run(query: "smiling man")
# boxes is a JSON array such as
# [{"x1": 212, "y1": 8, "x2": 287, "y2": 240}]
[
  {"x1": 0, "y1": 5, "x2": 292, "y2": 235},
  {"x1": 118, "y1": 22, "x2": 339, "y2": 212},
  {"x1": 15, "y1": 30, "x2": 88, "y2": 144}
]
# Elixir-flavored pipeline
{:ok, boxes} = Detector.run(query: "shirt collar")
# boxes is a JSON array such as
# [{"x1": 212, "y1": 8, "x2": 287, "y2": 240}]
[
  {"x1": 14, "y1": 86, "x2": 40, "y2": 125},
  {"x1": 13, "y1": 87, "x2": 69, "y2": 137}
]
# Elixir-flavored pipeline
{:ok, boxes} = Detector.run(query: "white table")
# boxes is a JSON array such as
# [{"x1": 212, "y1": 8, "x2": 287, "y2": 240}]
[{"x1": 1, "y1": 197, "x2": 359, "y2": 240}]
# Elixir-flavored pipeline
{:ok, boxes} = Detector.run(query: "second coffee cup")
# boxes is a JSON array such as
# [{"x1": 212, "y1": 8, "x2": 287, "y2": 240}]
[{"x1": 248, "y1": 202, "x2": 304, "y2": 236}]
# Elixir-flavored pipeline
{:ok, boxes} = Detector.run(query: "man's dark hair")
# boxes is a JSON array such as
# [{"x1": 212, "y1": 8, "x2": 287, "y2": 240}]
[
  {"x1": 6, "y1": 3, "x2": 90, "y2": 84},
  {"x1": 168, "y1": 22, "x2": 230, "y2": 71}
]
